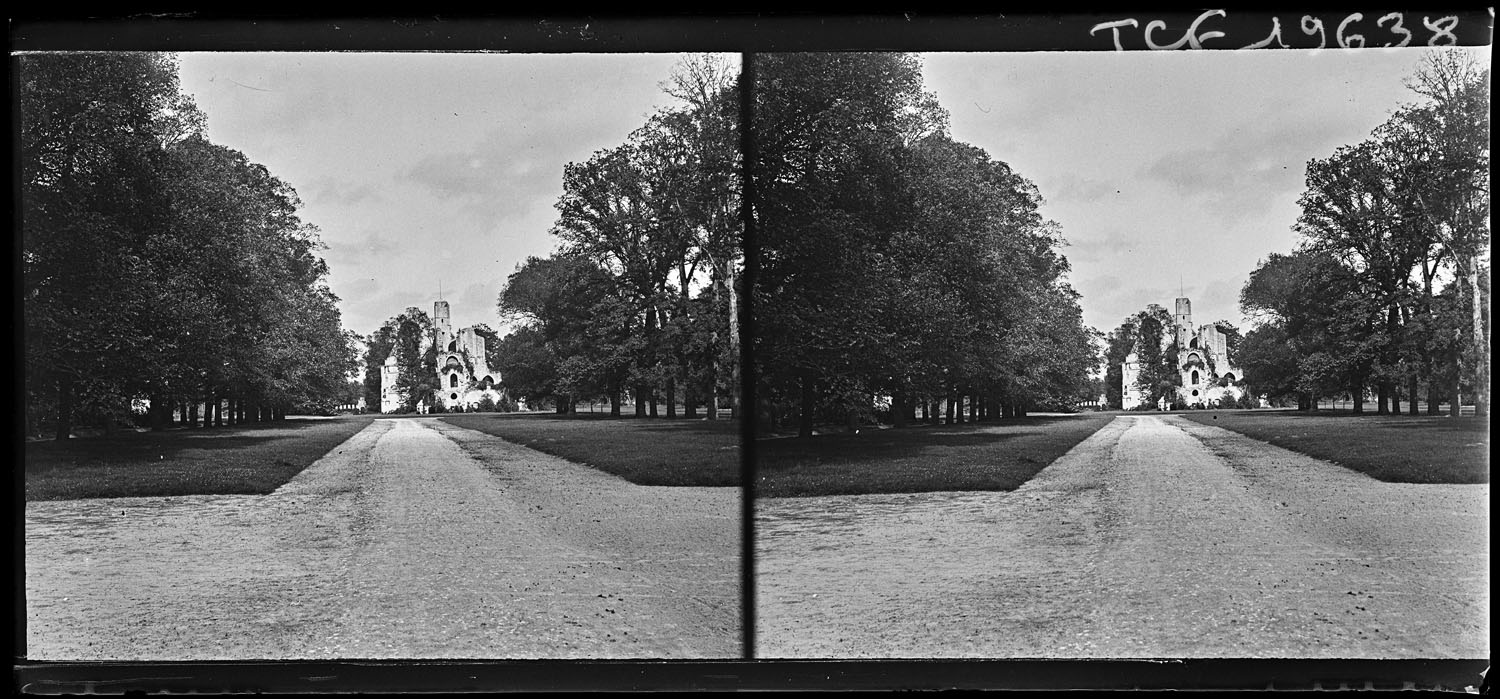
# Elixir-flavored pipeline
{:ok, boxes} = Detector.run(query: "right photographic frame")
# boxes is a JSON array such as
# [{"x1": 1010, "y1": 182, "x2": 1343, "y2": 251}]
[{"x1": 745, "y1": 12, "x2": 1490, "y2": 669}]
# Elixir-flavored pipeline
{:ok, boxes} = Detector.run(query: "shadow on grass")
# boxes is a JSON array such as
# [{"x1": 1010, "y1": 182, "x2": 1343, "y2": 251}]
[
  {"x1": 756, "y1": 414, "x2": 1116, "y2": 497},
  {"x1": 24, "y1": 417, "x2": 369, "y2": 472},
  {"x1": 24, "y1": 416, "x2": 377, "y2": 500},
  {"x1": 759, "y1": 417, "x2": 1095, "y2": 466},
  {"x1": 437, "y1": 413, "x2": 739, "y2": 487},
  {"x1": 437, "y1": 411, "x2": 739, "y2": 436},
  {"x1": 1179, "y1": 409, "x2": 1488, "y2": 484}
]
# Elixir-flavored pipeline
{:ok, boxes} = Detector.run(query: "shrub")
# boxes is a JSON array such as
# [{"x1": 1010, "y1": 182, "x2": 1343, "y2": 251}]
[
  {"x1": 476, "y1": 395, "x2": 497, "y2": 412},
  {"x1": 497, "y1": 395, "x2": 518, "y2": 413}
]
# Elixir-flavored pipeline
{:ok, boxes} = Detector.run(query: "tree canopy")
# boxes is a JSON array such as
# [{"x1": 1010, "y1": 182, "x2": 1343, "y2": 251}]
[
  {"x1": 494, "y1": 54, "x2": 743, "y2": 419},
  {"x1": 22, "y1": 52, "x2": 356, "y2": 438},
  {"x1": 751, "y1": 53, "x2": 1098, "y2": 435},
  {"x1": 1238, "y1": 50, "x2": 1489, "y2": 415}
]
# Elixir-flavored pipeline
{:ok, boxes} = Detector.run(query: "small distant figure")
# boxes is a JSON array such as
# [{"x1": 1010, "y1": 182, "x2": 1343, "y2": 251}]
[{"x1": 1157, "y1": 396, "x2": 1169, "y2": 412}]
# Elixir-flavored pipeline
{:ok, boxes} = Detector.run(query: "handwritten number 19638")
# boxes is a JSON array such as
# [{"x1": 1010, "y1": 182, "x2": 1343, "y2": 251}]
[{"x1": 1090, "y1": 10, "x2": 1461, "y2": 50}]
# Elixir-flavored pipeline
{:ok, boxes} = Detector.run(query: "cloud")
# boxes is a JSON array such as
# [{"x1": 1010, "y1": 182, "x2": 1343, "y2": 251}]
[
  {"x1": 1140, "y1": 116, "x2": 1356, "y2": 212},
  {"x1": 1195, "y1": 277, "x2": 1248, "y2": 325},
  {"x1": 302, "y1": 177, "x2": 381, "y2": 206},
  {"x1": 1065, "y1": 232, "x2": 1150, "y2": 265},
  {"x1": 322, "y1": 231, "x2": 399, "y2": 266},
  {"x1": 454, "y1": 281, "x2": 504, "y2": 328},
  {"x1": 403, "y1": 135, "x2": 587, "y2": 237},
  {"x1": 1040, "y1": 172, "x2": 1119, "y2": 204}
]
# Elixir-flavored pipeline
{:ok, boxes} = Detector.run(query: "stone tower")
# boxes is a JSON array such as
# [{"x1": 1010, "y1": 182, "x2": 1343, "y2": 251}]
[
  {"x1": 433, "y1": 299, "x2": 452, "y2": 354},
  {"x1": 1122, "y1": 295, "x2": 1249, "y2": 409},
  {"x1": 377, "y1": 299, "x2": 507, "y2": 413},
  {"x1": 1173, "y1": 297, "x2": 1193, "y2": 348}
]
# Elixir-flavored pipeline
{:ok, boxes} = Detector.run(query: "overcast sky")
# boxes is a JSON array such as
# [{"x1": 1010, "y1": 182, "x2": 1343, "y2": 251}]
[
  {"x1": 920, "y1": 46, "x2": 1489, "y2": 334},
  {"x1": 177, "y1": 52, "x2": 701, "y2": 340},
  {"x1": 177, "y1": 47, "x2": 1488, "y2": 357}
]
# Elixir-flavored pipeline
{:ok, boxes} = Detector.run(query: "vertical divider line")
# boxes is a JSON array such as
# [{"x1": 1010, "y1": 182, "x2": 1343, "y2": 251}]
[{"x1": 738, "y1": 50, "x2": 759, "y2": 661}]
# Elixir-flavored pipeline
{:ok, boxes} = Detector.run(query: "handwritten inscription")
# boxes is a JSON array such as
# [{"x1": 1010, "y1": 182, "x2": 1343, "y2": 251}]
[{"x1": 1090, "y1": 10, "x2": 1463, "y2": 50}]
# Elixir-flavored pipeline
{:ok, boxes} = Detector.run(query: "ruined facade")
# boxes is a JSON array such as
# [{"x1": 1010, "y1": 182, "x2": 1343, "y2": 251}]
[
  {"x1": 1121, "y1": 297, "x2": 1246, "y2": 409},
  {"x1": 379, "y1": 300, "x2": 506, "y2": 413}
]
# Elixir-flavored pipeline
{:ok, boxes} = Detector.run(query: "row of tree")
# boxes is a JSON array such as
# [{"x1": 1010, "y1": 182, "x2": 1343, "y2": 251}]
[
  {"x1": 1237, "y1": 51, "x2": 1489, "y2": 415},
  {"x1": 751, "y1": 53, "x2": 1099, "y2": 436},
  {"x1": 494, "y1": 55, "x2": 743, "y2": 418},
  {"x1": 21, "y1": 53, "x2": 358, "y2": 439}
]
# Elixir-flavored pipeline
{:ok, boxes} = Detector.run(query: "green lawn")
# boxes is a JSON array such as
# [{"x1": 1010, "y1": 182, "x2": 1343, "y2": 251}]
[
  {"x1": 1179, "y1": 409, "x2": 1490, "y2": 484},
  {"x1": 755, "y1": 413, "x2": 1116, "y2": 498},
  {"x1": 24, "y1": 416, "x2": 376, "y2": 501},
  {"x1": 438, "y1": 413, "x2": 741, "y2": 487}
]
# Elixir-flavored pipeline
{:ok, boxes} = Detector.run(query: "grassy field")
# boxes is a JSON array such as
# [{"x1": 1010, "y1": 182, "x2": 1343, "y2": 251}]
[
  {"x1": 24, "y1": 416, "x2": 376, "y2": 501},
  {"x1": 438, "y1": 413, "x2": 741, "y2": 487},
  {"x1": 755, "y1": 413, "x2": 1116, "y2": 498},
  {"x1": 1179, "y1": 409, "x2": 1490, "y2": 484}
]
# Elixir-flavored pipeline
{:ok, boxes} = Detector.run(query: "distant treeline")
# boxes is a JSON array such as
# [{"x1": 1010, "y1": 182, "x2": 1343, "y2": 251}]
[
  {"x1": 1237, "y1": 51, "x2": 1490, "y2": 415},
  {"x1": 751, "y1": 53, "x2": 1099, "y2": 436},
  {"x1": 21, "y1": 53, "x2": 357, "y2": 439}
]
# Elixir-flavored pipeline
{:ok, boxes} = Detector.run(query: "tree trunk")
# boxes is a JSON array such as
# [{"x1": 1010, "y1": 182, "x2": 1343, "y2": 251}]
[
  {"x1": 1350, "y1": 378, "x2": 1364, "y2": 414},
  {"x1": 1468, "y1": 265, "x2": 1487, "y2": 417},
  {"x1": 1450, "y1": 356, "x2": 1463, "y2": 418},
  {"x1": 635, "y1": 384, "x2": 647, "y2": 417},
  {"x1": 149, "y1": 393, "x2": 165, "y2": 431},
  {"x1": 610, "y1": 387, "x2": 623, "y2": 418},
  {"x1": 798, "y1": 375, "x2": 815, "y2": 438},
  {"x1": 683, "y1": 380, "x2": 697, "y2": 419},
  {"x1": 189, "y1": 399, "x2": 200, "y2": 428},
  {"x1": 1427, "y1": 379, "x2": 1442, "y2": 415},
  {"x1": 1376, "y1": 381, "x2": 1390, "y2": 415},
  {"x1": 892, "y1": 393, "x2": 907, "y2": 428},
  {"x1": 54, "y1": 374, "x2": 75, "y2": 441},
  {"x1": 724, "y1": 261, "x2": 740, "y2": 420},
  {"x1": 945, "y1": 393, "x2": 956, "y2": 425}
]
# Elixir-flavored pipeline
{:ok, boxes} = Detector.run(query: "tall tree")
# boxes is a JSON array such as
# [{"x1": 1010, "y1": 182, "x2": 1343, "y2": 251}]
[{"x1": 1383, "y1": 50, "x2": 1490, "y2": 415}]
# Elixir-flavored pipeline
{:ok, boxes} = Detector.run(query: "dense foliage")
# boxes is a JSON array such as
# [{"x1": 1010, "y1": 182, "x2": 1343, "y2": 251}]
[
  {"x1": 496, "y1": 55, "x2": 743, "y2": 419},
  {"x1": 1239, "y1": 51, "x2": 1490, "y2": 415},
  {"x1": 751, "y1": 53, "x2": 1099, "y2": 435},
  {"x1": 22, "y1": 53, "x2": 357, "y2": 439}
]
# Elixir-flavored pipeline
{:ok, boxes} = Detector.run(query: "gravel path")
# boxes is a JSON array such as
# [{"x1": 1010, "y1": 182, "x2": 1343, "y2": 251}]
[
  {"x1": 755, "y1": 414, "x2": 1488, "y2": 658},
  {"x1": 25, "y1": 418, "x2": 740, "y2": 660}
]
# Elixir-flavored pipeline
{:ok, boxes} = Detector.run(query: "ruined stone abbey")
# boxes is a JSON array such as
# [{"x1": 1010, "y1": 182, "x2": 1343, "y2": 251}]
[
  {"x1": 1121, "y1": 297, "x2": 1247, "y2": 409},
  {"x1": 379, "y1": 300, "x2": 506, "y2": 413}
]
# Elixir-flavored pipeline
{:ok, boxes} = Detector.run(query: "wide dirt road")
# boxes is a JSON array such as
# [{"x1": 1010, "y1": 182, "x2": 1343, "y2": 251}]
[
  {"x1": 25, "y1": 418, "x2": 740, "y2": 660},
  {"x1": 756, "y1": 414, "x2": 1488, "y2": 658}
]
